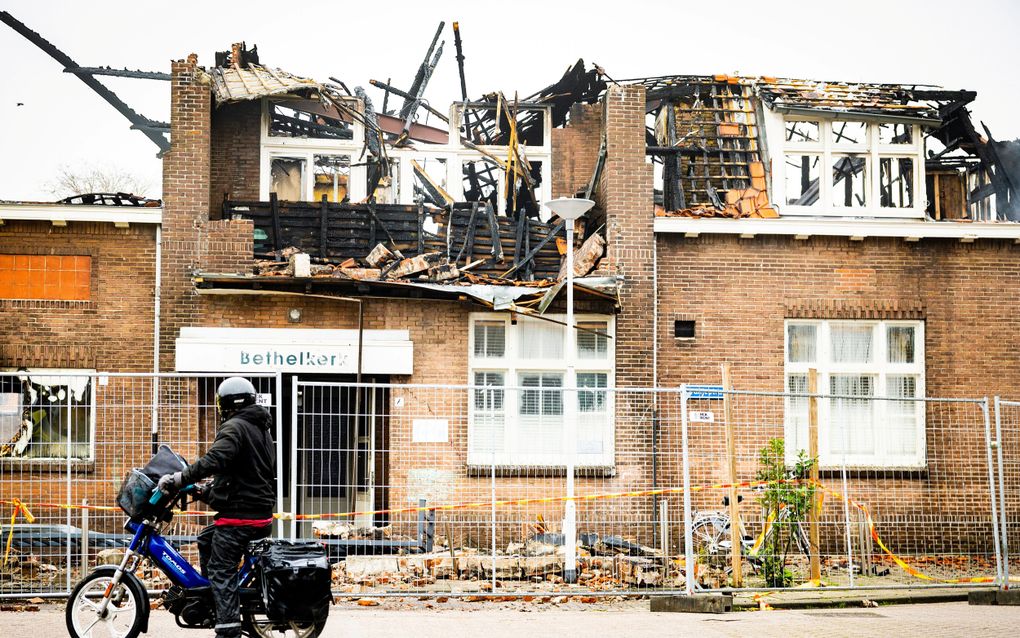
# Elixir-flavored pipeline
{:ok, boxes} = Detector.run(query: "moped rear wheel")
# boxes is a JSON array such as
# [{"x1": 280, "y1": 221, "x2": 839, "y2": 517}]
[
  {"x1": 65, "y1": 571, "x2": 145, "y2": 638},
  {"x1": 244, "y1": 612, "x2": 326, "y2": 638}
]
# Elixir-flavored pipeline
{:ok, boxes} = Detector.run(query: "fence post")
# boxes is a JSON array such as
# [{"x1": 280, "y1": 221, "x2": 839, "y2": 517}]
[
  {"x1": 983, "y1": 397, "x2": 1004, "y2": 587},
  {"x1": 80, "y1": 499, "x2": 89, "y2": 574},
  {"x1": 275, "y1": 373, "x2": 284, "y2": 540},
  {"x1": 838, "y1": 383, "x2": 854, "y2": 589},
  {"x1": 659, "y1": 499, "x2": 669, "y2": 581},
  {"x1": 681, "y1": 385, "x2": 696, "y2": 594},
  {"x1": 290, "y1": 375, "x2": 299, "y2": 541},
  {"x1": 808, "y1": 369, "x2": 821, "y2": 583},
  {"x1": 491, "y1": 425, "x2": 497, "y2": 593},
  {"x1": 722, "y1": 364, "x2": 742, "y2": 587},
  {"x1": 994, "y1": 397, "x2": 1011, "y2": 590}
]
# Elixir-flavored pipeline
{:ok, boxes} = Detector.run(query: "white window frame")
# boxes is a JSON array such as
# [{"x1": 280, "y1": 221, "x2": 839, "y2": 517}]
[
  {"x1": 0, "y1": 368, "x2": 97, "y2": 462},
  {"x1": 766, "y1": 109, "x2": 926, "y2": 219},
  {"x1": 784, "y1": 320, "x2": 926, "y2": 468},
  {"x1": 467, "y1": 313, "x2": 615, "y2": 468},
  {"x1": 259, "y1": 98, "x2": 554, "y2": 214}
]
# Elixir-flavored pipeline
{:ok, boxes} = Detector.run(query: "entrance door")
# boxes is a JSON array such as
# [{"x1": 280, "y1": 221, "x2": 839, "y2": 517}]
[{"x1": 290, "y1": 376, "x2": 388, "y2": 537}]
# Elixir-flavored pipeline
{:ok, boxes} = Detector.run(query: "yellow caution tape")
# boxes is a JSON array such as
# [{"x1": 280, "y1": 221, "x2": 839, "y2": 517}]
[{"x1": 0, "y1": 477, "x2": 999, "y2": 585}]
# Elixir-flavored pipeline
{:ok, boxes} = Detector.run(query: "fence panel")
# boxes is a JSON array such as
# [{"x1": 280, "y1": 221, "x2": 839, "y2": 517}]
[
  {"x1": 679, "y1": 388, "x2": 1000, "y2": 592},
  {"x1": 1, "y1": 372, "x2": 282, "y2": 598},
  {"x1": 996, "y1": 398, "x2": 1020, "y2": 587},
  {"x1": 1, "y1": 374, "x2": 1002, "y2": 598}
]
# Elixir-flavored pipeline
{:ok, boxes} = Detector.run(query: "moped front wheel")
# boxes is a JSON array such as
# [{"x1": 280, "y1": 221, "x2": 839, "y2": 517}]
[{"x1": 65, "y1": 570, "x2": 145, "y2": 638}]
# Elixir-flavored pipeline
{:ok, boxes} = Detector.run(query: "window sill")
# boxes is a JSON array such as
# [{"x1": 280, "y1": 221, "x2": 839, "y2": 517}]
[
  {"x1": 818, "y1": 466, "x2": 927, "y2": 479},
  {"x1": 466, "y1": 464, "x2": 616, "y2": 478},
  {"x1": 0, "y1": 458, "x2": 96, "y2": 473}
]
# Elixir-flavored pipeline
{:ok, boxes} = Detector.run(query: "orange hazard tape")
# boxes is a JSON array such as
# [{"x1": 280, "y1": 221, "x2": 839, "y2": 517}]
[
  {"x1": 0, "y1": 478, "x2": 998, "y2": 585},
  {"x1": 3, "y1": 498, "x2": 35, "y2": 567}
]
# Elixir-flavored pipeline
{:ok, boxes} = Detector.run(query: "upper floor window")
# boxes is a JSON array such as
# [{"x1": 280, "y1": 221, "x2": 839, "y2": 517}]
[
  {"x1": 468, "y1": 314, "x2": 614, "y2": 468},
  {"x1": 778, "y1": 117, "x2": 924, "y2": 218}
]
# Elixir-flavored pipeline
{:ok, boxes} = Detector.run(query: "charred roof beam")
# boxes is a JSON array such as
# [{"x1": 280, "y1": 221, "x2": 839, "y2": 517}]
[
  {"x1": 0, "y1": 11, "x2": 170, "y2": 156},
  {"x1": 64, "y1": 67, "x2": 171, "y2": 81}
]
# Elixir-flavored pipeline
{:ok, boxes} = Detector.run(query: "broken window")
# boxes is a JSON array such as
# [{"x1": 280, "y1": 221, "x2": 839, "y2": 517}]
[
  {"x1": 269, "y1": 103, "x2": 353, "y2": 140},
  {"x1": 270, "y1": 156, "x2": 305, "y2": 201},
  {"x1": 832, "y1": 155, "x2": 867, "y2": 207},
  {"x1": 0, "y1": 370, "x2": 94, "y2": 460},
  {"x1": 831, "y1": 121, "x2": 867, "y2": 146},
  {"x1": 462, "y1": 159, "x2": 499, "y2": 208},
  {"x1": 371, "y1": 159, "x2": 400, "y2": 204},
  {"x1": 780, "y1": 117, "x2": 923, "y2": 215},
  {"x1": 0, "y1": 255, "x2": 91, "y2": 301},
  {"x1": 783, "y1": 320, "x2": 924, "y2": 468},
  {"x1": 458, "y1": 103, "x2": 548, "y2": 147},
  {"x1": 879, "y1": 157, "x2": 914, "y2": 208},
  {"x1": 784, "y1": 154, "x2": 820, "y2": 206},
  {"x1": 878, "y1": 123, "x2": 912, "y2": 145},
  {"x1": 411, "y1": 157, "x2": 450, "y2": 206},
  {"x1": 312, "y1": 154, "x2": 351, "y2": 203},
  {"x1": 786, "y1": 120, "x2": 820, "y2": 143}
]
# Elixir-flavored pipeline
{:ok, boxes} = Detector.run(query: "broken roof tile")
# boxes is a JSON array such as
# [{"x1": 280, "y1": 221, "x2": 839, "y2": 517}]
[{"x1": 209, "y1": 63, "x2": 320, "y2": 104}]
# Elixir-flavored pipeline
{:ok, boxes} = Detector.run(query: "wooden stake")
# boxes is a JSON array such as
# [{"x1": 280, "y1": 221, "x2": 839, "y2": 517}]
[
  {"x1": 808, "y1": 368, "x2": 821, "y2": 583},
  {"x1": 722, "y1": 363, "x2": 742, "y2": 587}
]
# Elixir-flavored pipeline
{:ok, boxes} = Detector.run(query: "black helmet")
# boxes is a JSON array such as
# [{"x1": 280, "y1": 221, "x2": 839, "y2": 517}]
[{"x1": 216, "y1": 377, "x2": 257, "y2": 421}]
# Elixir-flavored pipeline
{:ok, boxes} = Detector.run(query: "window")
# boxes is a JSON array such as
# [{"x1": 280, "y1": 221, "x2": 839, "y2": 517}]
[
  {"x1": 467, "y1": 314, "x2": 614, "y2": 467},
  {"x1": 784, "y1": 320, "x2": 924, "y2": 467},
  {"x1": 269, "y1": 153, "x2": 353, "y2": 203},
  {"x1": 0, "y1": 255, "x2": 91, "y2": 301},
  {"x1": 779, "y1": 117, "x2": 922, "y2": 217},
  {"x1": 0, "y1": 370, "x2": 95, "y2": 461}
]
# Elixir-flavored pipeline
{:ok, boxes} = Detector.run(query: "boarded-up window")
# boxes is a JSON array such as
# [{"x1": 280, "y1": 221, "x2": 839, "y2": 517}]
[{"x1": 0, "y1": 255, "x2": 91, "y2": 301}]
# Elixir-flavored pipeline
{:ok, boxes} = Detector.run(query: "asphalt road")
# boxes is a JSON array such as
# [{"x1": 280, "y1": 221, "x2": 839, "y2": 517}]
[{"x1": 8, "y1": 600, "x2": 1020, "y2": 637}]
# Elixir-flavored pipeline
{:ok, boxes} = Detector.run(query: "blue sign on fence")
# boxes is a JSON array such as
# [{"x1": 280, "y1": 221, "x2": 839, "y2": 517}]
[{"x1": 687, "y1": 384, "x2": 724, "y2": 400}]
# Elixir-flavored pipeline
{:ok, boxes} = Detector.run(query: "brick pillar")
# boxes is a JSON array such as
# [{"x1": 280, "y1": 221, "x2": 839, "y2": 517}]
[
  {"x1": 550, "y1": 102, "x2": 604, "y2": 199},
  {"x1": 160, "y1": 54, "x2": 212, "y2": 370},
  {"x1": 599, "y1": 85, "x2": 654, "y2": 388}
]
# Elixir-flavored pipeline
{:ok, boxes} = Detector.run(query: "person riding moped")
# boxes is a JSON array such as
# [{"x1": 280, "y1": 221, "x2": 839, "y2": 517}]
[{"x1": 158, "y1": 377, "x2": 276, "y2": 638}]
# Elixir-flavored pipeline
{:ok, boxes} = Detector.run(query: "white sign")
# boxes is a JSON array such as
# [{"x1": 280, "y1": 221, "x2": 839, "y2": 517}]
[
  {"x1": 412, "y1": 419, "x2": 449, "y2": 443},
  {"x1": 256, "y1": 393, "x2": 272, "y2": 407},
  {"x1": 689, "y1": 411, "x2": 715, "y2": 423},
  {"x1": 175, "y1": 327, "x2": 413, "y2": 374}
]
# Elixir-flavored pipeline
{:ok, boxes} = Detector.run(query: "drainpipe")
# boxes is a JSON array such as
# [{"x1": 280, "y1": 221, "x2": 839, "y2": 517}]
[
  {"x1": 151, "y1": 224, "x2": 162, "y2": 454},
  {"x1": 651, "y1": 229, "x2": 659, "y2": 547}
]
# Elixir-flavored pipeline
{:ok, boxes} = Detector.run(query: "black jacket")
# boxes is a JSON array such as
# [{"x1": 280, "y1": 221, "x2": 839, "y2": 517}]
[{"x1": 181, "y1": 404, "x2": 276, "y2": 520}]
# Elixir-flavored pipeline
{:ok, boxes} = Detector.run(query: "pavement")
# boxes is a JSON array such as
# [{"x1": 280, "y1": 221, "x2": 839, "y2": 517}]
[{"x1": 6, "y1": 599, "x2": 1020, "y2": 637}]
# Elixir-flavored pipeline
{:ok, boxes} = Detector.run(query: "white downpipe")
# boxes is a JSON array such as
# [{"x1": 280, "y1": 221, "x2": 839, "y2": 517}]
[{"x1": 151, "y1": 225, "x2": 162, "y2": 446}]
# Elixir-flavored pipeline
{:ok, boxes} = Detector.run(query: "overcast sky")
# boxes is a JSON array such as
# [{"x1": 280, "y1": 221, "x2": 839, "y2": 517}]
[{"x1": 2, "y1": 0, "x2": 1019, "y2": 201}]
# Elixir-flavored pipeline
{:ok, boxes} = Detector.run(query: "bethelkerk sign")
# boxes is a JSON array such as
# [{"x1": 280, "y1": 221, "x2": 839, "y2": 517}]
[{"x1": 175, "y1": 327, "x2": 413, "y2": 375}]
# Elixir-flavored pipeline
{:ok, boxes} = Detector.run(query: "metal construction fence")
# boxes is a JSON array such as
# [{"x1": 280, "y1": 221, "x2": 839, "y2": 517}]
[{"x1": 1, "y1": 372, "x2": 1019, "y2": 598}]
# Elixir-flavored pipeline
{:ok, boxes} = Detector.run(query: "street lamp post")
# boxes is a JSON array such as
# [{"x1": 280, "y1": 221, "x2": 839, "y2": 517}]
[{"x1": 543, "y1": 197, "x2": 595, "y2": 584}]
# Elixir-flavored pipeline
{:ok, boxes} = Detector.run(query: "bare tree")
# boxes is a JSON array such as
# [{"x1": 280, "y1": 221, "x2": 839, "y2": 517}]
[{"x1": 44, "y1": 163, "x2": 153, "y2": 200}]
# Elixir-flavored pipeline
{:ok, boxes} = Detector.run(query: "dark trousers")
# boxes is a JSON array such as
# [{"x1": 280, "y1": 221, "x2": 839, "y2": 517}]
[{"x1": 197, "y1": 523, "x2": 270, "y2": 637}]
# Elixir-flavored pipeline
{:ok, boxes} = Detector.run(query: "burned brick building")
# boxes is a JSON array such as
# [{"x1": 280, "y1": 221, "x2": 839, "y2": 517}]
[{"x1": 3, "y1": 12, "x2": 1020, "y2": 562}]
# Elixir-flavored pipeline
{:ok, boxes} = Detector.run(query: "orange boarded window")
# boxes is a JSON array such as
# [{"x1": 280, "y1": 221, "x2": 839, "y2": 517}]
[{"x1": 0, "y1": 254, "x2": 91, "y2": 301}]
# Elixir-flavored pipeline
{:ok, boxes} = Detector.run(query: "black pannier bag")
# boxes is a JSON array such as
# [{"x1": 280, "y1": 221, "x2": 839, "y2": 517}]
[
  {"x1": 116, "y1": 445, "x2": 188, "y2": 519},
  {"x1": 257, "y1": 540, "x2": 331, "y2": 623}
]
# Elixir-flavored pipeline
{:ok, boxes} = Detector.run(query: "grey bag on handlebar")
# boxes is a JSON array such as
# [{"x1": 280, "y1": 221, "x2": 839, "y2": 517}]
[{"x1": 116, "y1": 445, "x2": 189, "y2": 519}]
